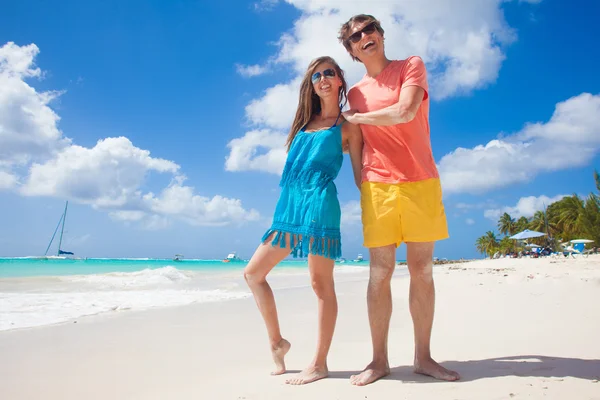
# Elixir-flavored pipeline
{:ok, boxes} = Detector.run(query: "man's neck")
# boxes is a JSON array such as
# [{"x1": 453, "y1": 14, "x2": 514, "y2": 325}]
[{"x1": 363, "y1": 55, "x2": 392, "y2": 78}]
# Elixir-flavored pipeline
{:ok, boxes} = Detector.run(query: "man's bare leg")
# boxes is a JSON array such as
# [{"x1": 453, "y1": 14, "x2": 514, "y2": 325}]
[
  {"x1": 406, "y1": 241, "x2": 460, "y2": 381},
  {"x1": 350, "y1": 245, "x2": 395, "y2": 386},
  {"x1": 244, "y1": 233, "x2": 294, "y2": 375},
  {"x1": 286, "y1": 253, "x2": 337, "y2": 385}
]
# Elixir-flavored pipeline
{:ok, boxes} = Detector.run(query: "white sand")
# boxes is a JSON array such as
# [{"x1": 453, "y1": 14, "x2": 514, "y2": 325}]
[{"x1": 1, "y1": 255, "x2": 599, "y2": 399}]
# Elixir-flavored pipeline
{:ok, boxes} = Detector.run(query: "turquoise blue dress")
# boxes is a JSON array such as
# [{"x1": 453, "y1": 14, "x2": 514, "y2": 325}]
[{"x1": 261, "y1": 117, "x2": 344, "y2": 260}]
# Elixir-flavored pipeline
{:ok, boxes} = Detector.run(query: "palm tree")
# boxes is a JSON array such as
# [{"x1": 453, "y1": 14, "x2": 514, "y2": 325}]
[
  {"x1": 476, "y1": 231, "x2": 499, "y2": 257},
  {"x1": 529, "y1": 210, "x2": 546, "y2": 233},
  {"x1": 581, "y1": 194, "x2": 600, "y2": 245},
  {"x1": 552, "y1": 195, "x2": 585, "y2": 239},
  {"x1": 474, "y1": 169, "x2": 600, "y2": 255},
  {"x1": 498, "y1": 236, "x2": 516, "y2": 255},
  {"x1": 498, "y1": 212, "x2": 516, "y2": 236},
  {"x1": 515, "y1": 216, "x2": 529, "y2": 234}
]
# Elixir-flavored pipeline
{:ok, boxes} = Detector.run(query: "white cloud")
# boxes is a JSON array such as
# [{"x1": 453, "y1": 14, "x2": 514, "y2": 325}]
[
  {"x1": 455, "y1": 202, "x2": 475, "y2": 210},
  {"x1": 466, "y1": 218, "x2": 475, "y2": 225},
  {"x1": 227, "y1": 0, "x2": 536, "y2": 173},
  {"x1": 66, "y1": 233, "x2": 91, "y2": 246},
  {"x1": 225, "y1": 129, "x2": 287, "y2": 175},
  {"x1": 0, "y1": 42, "x2": 71, "y2": 184},
  {"x1": 454, "y1": 200, "x2": 497, "y2": 211},
  {"x1": 236, "y1": 63, "x2": 270, "y2": 77},
  {"x1": 341, "y1": 200, "x2": 361, "y2": 227},
  {"x1": 0, "y1": 42, "x2": 260, "y2": 228},
  {"x1": 0, "y1": 41, "x2": 41, "y2": 78},
  {"x1": 245, "y1": 79, "x2": 301, "y2": 130},
  {"x1": 142, "y1": 177, "x2": 261, "y2": 226},
  {"x1": 0, "y1": 170, "x2": 18, "y2": 189},
  {"x1": 439, "y1": 93, "x2": 600, "y2": 194},
  {"x1": 483, "y1": 194, "x2": 567, "y2": 221},
  {"x1": 109, "y1": 210, "x2": 146, "y2": 222},
  {"x1": 110, "y1": 211, "x2": 171, "y2": 230},
  {"x1": 21, "y1": 136, "x2": 179, "y2": 207},
  {"x1": 253, "y1": 0, "x2": 279, "y2": 11}
]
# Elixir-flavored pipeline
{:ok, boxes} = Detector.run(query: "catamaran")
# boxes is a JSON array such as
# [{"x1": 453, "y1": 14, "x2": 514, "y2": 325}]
[{"x1": 222, "y1": 252, "x2": 243, "y2": 262}]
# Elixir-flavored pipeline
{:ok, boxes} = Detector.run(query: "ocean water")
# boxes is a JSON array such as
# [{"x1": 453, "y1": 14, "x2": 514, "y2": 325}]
[{"x1": 0, "y1": 257, "x2": 373, "y2": 332}]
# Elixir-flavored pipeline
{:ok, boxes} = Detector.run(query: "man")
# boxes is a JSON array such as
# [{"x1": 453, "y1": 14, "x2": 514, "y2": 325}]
[{"x1": 337, "y1": 14, "x2": 460, "y2": 386}]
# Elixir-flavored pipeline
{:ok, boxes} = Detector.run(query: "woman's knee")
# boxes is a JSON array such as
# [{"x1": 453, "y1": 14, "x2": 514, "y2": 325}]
[
  {"x1": 310, "y1": 275, "x2": 335, "y2": 299},
  {"x1": 244, "y1": 265, "x2": 266, "y2": 286}
]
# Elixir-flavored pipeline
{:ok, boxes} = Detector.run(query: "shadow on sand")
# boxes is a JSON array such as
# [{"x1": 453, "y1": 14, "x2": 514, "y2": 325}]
[{"x1": 323, "y1": 355, "x2": 600, "y2": 383}]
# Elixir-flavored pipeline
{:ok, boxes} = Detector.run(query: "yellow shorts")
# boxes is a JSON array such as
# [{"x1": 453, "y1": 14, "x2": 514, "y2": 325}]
[{"x1": 360, "y1": 178, "x2": 449, "y2": 248}]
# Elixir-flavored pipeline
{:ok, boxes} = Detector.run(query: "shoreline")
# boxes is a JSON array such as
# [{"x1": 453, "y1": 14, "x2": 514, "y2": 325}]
[{"x1": 1, "y1": 255, "x2": 599, "y2": 399}]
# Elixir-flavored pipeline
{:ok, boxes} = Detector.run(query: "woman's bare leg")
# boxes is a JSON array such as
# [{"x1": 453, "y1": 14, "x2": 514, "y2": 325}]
[
  {"x1": 286, "y1": 252, "x2": 337, "y2": 385},
  {"x1": 244, "y1": 233, "x2": 294, "y2": 375}
]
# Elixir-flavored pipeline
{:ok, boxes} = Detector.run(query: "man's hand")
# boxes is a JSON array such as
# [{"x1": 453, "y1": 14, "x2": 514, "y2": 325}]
[{"x1": 342, "y1": 109, "x2": 360, "y2": 124}]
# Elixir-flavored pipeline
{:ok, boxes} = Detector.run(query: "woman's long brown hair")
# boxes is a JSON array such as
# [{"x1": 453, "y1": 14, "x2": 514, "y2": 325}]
[{"x1": 285, "y1": 56, "x2": 348, "y2": 152}]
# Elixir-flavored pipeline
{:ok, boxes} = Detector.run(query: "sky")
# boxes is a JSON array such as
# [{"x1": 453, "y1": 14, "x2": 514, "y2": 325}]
[{"x1": 1, "y1": 0, "x2": 599, "y2": 260}]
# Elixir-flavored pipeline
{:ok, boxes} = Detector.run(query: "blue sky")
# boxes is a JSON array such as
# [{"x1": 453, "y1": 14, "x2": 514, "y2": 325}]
[{"x1": 1, "y1": 0, "x2": 599, "y2": 260}]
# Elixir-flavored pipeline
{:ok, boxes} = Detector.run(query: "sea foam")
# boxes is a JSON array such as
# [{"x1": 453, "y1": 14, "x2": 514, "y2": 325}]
[
  {"x1": 65, "y1": 266, "x2": 192, "y2": 288},
  {"x1": 0, "y1": 267, "x2": 251, "y2": 331}
]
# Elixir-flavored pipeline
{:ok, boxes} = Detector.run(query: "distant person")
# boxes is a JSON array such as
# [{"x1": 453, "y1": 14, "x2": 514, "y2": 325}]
[
  {"x1": 243, "y1": 56, "x2": 363, "y2": 385},
  {"x1": 337, "y1": 14, "x2": 461, "y2": 385}
]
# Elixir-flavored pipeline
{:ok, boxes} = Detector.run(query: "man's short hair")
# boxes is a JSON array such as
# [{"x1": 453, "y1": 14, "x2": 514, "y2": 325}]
[{"x1": 338, "y1": 14, "x2": 385, "y2": 63}]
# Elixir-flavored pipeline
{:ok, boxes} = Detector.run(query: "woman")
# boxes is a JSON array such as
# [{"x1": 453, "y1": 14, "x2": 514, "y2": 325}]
[{"x1": 243, "y1": 56, "x2": 363, "y2": 385}]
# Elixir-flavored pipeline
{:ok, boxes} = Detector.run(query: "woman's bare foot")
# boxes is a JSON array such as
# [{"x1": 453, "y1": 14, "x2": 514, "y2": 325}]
[
  {"x1": 270, "y1": 339, "x2": 291, "y2": 375},
  {"x1": 414, "y1": 357, "x2": 460, "y2": 381},
  {"x1": 285, "y1": 365, "x2": 328, "y2": 385},
  {"x1": 350, "y1": 361, "x2": 390, "y2": 386}
]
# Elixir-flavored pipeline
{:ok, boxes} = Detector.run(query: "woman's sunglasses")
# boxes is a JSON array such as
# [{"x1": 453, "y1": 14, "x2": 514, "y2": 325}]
[
  {"x1": 311, "y1": 68, "x2": 336, "y2": 85},
  {"x1": 347, "y1": 21, "x2": 378, "y2": 44}
]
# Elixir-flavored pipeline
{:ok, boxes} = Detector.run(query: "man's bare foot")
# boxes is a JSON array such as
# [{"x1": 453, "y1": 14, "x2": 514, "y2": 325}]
[
  {"x1": 350, "y1": 361, "x2": 390, "y2": 386},
  {"x1": 270, "y1": 339, "x2": 291, "y2": 375},
  {"x1": 285, "y1": 365, "x2": 328, "y2": 385},
  {"x1": 414, "y1": 357, "x2": 460, "y2": 381}
]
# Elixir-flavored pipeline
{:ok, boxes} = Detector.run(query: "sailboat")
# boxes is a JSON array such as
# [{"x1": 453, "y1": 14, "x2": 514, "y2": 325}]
[{"x1": 43, "y1": 201, "x2": 75, "y2": 259}]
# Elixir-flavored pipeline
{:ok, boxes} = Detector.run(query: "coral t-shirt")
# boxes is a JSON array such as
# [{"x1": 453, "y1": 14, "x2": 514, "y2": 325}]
[{"x1": 348, "y1": 56, "x2": 439, "y2": 184}]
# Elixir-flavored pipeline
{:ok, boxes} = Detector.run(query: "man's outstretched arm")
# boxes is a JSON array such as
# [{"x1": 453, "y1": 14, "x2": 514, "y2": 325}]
[{"x1": 343, "y1": 85, "x2": 424, "y2": 127}]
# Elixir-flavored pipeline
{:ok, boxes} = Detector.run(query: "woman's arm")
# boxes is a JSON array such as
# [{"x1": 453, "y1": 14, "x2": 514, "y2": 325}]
[{"x1": 342, "y1": 122, "x2": 363, "y2": 190}]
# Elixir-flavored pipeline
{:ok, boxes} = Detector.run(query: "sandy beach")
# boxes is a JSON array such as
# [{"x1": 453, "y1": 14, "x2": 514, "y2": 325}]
[{"x1": 1, "y1": 255, "x2": 599, "y2": 400}]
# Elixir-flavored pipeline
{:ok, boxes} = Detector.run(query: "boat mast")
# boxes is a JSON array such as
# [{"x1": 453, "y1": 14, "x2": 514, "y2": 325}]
[
  {"x1": 44, "y1": 213, "x2": 64, "y2": 256},
  {"x1": 57, "y1": 201, "x2": 69, "y2": 256}
]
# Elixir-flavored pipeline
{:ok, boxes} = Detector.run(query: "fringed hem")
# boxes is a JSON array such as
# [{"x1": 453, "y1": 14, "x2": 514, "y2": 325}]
[{"x1": 261, "y1": 228, "x2": 341, "y2": 260}]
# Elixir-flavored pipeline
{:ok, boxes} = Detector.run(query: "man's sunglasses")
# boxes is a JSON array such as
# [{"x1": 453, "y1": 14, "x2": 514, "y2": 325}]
[
  {"x1": 347, "y1": 21, "x2": 378, "y2": 44},
  {"x1": 311, "y1": 68, "x2": 336, "y2": 85}
]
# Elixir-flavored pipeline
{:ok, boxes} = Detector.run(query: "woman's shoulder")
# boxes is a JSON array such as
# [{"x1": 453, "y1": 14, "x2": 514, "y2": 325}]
[{"x1": 340, "y1": 118, "x2": 361, "y2": 135}]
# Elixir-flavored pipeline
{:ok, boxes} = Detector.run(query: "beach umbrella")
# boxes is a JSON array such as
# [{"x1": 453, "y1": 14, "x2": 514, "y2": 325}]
[
  {"x1": 525, "y1": 243, "x2": 541, "y2": 248},
  {"x1": 569, "y1": 239, "x2": 594, "y2": 244},
  {"x1": 509, "y1": 229, "x2": 547, "y2": 240}
]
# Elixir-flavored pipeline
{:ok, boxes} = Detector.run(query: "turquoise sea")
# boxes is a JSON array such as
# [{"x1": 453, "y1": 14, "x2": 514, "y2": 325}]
[
  {"x1": 0, "y1": 257, "x2": 376, "y2": 332},
  {"x1": 0, "y1": 257, "x2": 322, "y2": 278}
]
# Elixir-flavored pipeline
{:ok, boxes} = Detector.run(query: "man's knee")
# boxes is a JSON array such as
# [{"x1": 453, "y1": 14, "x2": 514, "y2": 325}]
[
  {"x1": 369, "y1": 245, "x2": 396, "y2": 284},
  {"x1": 408, "y1": 259, "x2": 433, "y2": 282},
  {"x1": 369, "y1": 263, "x2": 395, "y2": 285},
  {"x1": 407, "y1": 242, "x2": 435, "y2": 282}
]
